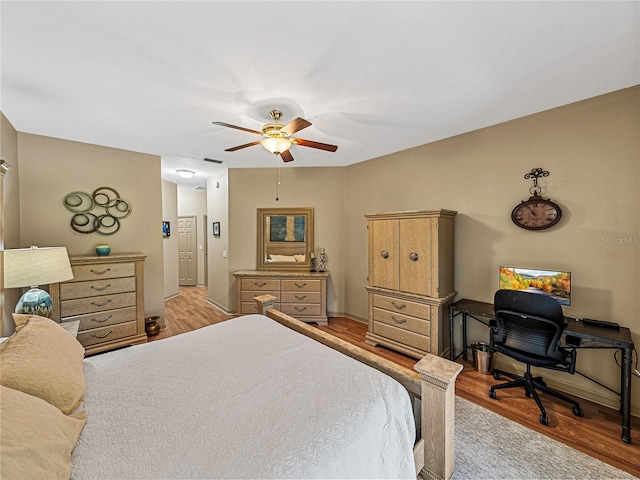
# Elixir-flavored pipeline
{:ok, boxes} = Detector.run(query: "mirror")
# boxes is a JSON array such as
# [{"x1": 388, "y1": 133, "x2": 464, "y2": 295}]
[{"x1": 257, "y1": 207, "x2": 314, "y2": 271}]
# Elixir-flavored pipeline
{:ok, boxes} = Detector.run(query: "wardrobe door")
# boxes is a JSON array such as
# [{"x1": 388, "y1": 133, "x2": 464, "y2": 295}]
[
  {"x1": 369, "y1": 219, "x2": 399, "y2": 290},
  {"x1": 399, "y1": 217, "x2": 431, "y2": 296}
]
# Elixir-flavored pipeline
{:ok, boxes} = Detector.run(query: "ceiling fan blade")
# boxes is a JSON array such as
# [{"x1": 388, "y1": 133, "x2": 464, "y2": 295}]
[
  {"x1": 280, "y1": 150, "x2": 295, "y2": 162},
  {"x1": 291, "y1": 138, "x2": 338, "y2": 152},
  {"x1": 282, "y1": 117, "x2": 312, "y2": 136},
  {"x1": 225, "y1": 140, "x2": 261, "y2": 152},
  {"x1": 212, "y1": 121, "x2": 262, "y2": 135}
]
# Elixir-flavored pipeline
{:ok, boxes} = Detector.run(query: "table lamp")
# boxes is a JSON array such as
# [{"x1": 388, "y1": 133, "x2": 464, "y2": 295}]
[{"x1": 3, "y1": 246, "x2": 74, "y2": 317}]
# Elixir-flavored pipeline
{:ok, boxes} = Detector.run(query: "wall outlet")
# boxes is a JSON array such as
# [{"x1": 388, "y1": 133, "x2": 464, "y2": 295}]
[{"x1": 222, "y1": 250, "x2": 228, "y2": 258}]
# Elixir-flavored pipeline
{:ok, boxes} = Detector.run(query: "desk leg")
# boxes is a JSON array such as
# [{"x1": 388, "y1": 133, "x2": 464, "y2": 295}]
[
  {"x1": 621, "y1": 347, "x2": 632, "y2": 443},
  {"x1": 462, "y1": 313, "x2": 468, "y2": 362},
  {"x1": 449, "y1": 309, "x2": 455, "y2": 361}
]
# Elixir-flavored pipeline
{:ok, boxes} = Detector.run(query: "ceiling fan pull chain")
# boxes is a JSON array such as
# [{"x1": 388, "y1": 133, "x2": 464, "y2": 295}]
[{"x1": 275, "y1": 158, "x2": 281, "y2": 201}]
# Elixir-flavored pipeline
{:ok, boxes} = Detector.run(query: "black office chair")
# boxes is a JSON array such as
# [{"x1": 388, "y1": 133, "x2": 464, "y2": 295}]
[{"x1": 489, "y1": 289, "x2": 584, "y2": 425}]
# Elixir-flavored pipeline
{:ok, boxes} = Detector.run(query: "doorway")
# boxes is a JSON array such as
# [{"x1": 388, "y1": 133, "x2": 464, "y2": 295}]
[{"x1": 178, "y1": 215, "x2": 197, "y2": 286}]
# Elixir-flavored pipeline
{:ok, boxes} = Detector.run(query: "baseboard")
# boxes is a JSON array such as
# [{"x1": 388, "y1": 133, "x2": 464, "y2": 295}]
[{"x1": 205, "y1": 298, "x2": 235, "y2": 315}]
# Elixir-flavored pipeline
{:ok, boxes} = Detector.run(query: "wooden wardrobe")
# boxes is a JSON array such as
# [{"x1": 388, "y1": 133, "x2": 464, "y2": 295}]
[{"x1": 364, "y1": 210, "x2": 456, "y2": 358}]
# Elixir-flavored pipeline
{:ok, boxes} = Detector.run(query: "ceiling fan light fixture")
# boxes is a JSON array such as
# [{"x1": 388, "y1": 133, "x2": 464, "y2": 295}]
[
  {"x1": 261, "y1": 137, "x2": 292, "y2": 155},
  {"x1": 176, "y1": 169, "x2": 195, "y2": 179}
]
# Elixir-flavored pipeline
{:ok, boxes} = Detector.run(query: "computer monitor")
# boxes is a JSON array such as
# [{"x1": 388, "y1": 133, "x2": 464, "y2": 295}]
[{"x1": 499, "y1": 266, "x2": 571, "y2": 306}]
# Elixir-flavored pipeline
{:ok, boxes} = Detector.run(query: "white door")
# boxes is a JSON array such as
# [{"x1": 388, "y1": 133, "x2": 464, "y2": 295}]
[{"x1": 178, "y1": 216, "x2": 197, "y2": 286}]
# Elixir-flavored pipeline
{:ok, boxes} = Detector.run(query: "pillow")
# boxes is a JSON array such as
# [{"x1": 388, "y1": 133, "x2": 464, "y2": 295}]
[
  {"x1": 0, "y1": 385, "x2": 86, "y2": 480},
  {"x1": 0, "y1": 314, "x2": 86, "y2": 414}
]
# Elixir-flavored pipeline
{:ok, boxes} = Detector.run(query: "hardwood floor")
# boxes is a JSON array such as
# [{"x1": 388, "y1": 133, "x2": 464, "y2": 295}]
[{"x1": 161, "y1": 287, "x2": 640, "y2": 477}]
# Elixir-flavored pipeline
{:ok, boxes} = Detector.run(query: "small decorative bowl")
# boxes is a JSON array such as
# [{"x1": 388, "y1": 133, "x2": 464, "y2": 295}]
[{"x1": 96, "y1": 244, "x2": 111, "y2": 256}]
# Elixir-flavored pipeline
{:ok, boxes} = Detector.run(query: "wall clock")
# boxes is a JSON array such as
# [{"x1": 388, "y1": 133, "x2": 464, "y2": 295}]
[{"x1": 511, "y1": 168, "x2": 562, "y2": 231}]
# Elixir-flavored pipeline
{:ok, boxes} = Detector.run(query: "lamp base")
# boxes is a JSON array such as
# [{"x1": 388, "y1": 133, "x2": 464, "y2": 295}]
[{"x1": 15, "y1": 287, "x2": 54, "y2": 318}]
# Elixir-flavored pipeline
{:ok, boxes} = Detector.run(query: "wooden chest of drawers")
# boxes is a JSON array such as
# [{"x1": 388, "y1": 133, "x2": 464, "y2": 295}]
[
  {"x1": 234, "y1": 270, "x2": 329, "y2": 325},
  {"x1": 50, "y1": 253, "x2": 147, "y2": 355}
]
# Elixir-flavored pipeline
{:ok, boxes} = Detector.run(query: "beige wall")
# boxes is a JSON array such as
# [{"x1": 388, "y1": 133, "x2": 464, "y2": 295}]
[
  {"x1": 1, "y1": 113, "x2": 21, "y2": 335},
  {"x1": 226, "y1": 167, "x2": 346, "y2": 315},
  {"x1": 162, "y1": 180, "x2": 179, "y2": 308},
  {"x1": 343, "y1": 86, "x2": 639, "y2": 412},
  {"x1": 16, "y1": 133, "x2": 166, "y2": 323},
  {"x1": 207, "y1": 170, "x2": 230, "y2": 311}
]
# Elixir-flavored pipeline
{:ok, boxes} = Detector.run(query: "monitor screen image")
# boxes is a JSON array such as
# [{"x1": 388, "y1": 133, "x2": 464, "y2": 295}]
[{"x1": 499, "y1": 266, "x2": 571, "y2": 306}]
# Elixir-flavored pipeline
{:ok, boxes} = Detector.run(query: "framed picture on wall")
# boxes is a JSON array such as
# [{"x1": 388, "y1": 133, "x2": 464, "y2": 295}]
[
  {"x1": 162, "y1": 221, "x2": 170, "y2": 238},
  {"x1": 213, "y1": 221, "x2": 220, "y2": 237}
]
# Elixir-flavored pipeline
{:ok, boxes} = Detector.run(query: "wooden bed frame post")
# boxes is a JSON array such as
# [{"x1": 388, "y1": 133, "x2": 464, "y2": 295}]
[
  {"x1": 254, "y1": 295, "x2": 462, "y2": 480},
  {"x1": 414, "y1": 355, "x2": 463, "y2": 480}
]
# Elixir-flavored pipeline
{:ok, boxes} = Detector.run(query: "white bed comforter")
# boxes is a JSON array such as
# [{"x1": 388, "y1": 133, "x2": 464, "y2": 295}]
[{"x1": 71, "y1": 315, "x2": 416, "y2": 479}]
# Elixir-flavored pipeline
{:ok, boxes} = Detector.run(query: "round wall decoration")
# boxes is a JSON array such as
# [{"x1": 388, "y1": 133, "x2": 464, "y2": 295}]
[{"x1": 63, "y1": 187, "x2": 132, "y2": 235}]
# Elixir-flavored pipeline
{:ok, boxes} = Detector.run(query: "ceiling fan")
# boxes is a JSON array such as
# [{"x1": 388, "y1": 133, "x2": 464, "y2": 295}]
[{"x1": 212, "y1": 110, "x2": 338, "y2": 163}]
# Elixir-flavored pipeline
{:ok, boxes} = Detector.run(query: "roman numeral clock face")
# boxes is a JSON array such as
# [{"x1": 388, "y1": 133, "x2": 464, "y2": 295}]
[{"x1": 511, "y1": 194, "x2": 562, "y2": 230}]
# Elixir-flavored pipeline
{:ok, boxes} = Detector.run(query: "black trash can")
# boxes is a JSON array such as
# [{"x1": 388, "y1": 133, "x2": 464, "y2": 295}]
[{"x1": 471, "y1": 342, "x2": 493, "y2": 374}]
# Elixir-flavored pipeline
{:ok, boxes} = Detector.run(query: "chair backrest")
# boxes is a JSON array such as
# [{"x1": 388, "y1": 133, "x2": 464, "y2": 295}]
[{"x1": 493, "y1": 289, "x2": 566, "y2": 362}]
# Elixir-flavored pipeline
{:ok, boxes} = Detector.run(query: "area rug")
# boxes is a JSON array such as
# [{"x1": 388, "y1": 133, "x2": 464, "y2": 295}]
[{"x1": 453, "y1": 397, "x2": 635, "y2": 479}]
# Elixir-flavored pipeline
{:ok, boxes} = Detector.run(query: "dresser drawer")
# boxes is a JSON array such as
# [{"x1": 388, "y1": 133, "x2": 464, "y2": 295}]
[
  {"x1": 62, "y1": 306, "x2": 137, "y2": 331},
  {"x1": 373, "y1": 321, "x2": 429, "y2": 351},
  {"x1": 61, "y1": 292, "x2": 137, "y2": 317},
  {"x1": 280, "y1": 291, "x2": 321, "y2": 304},
  {"x1": 241, "y1": 301, "x2": 281, "y2": 315},
  {"x1": 281, "y1": 279, "x2": 321, "y2": 292},
  {"x1": 241, "y1": 279, "x2": 280, "y2": 291},
  {"x1": 77, "y1": 321, "x2": 138, "y2": 348},
  {"x1": 60, "y1": 277, "x2": 136, "y2": 300},
  {"x1": 280, "y1": 303, "x2": 322, "y2": 317},
  {"x1": 372, "y1": 294, "x2": 430, "y2": 320},
  {"x1": 373, "y1": 307, "x2": 430, "y2": 336},
  {"x1": 70, "y1": 262, "x2": 135, "y2": 282}
]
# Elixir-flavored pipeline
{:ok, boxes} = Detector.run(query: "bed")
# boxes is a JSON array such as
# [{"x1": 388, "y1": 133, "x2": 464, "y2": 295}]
[{"x1": 0, "y1": 296, "x2": 462, "y2": 480}]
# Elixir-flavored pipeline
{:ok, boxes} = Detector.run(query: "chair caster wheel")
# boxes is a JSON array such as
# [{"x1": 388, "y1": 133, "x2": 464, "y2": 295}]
[
  {"x1": 573, "y1": 406, "x2": 584, "y2": 417},
  {"x1": 525, "y1": 390, "x2": 532, "y2": 398},
  {"x1": 489, "y1": 389, "x2": 496, "y2": 399},
  {"x1": 540, "y1": 414, "x2": 549, "y2": 426},
  {"x1": 493, "y1": 371, "x2": 501, "y2": 380}
]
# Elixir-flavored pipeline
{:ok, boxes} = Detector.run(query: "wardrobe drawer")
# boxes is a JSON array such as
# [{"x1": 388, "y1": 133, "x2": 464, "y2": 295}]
[
  {"x1": 70, "y1": 262, "x2": 135, "y2": 282},
  {"x1": 61, "y1": 292, "x2": 137, "y2": 317},
  {"x1": 280, "y1": 291, "x2": 321, "y2": 304},
  {"x1": 373, "y1": 321, "x2": 429, "y2": 351},
  {"x1": 241, "y1": 279, "x2": 280, "y2": 291},
  {"x1": 62, "y1": 306, "x2": 137, "y2": 331},
  {"x1": 280, "y1": 303, "x2": 322, "y2": 317},
  {"x1": 77, "y1": 321, "x2": 138, "y2": 348},
  {"x1": 60, "y1": 277, "x2": 136, "y2": 300},
  {"x1": 373, "y1": 307, "x2": 430, "y2": 336},
  {"x1": 372, "y1": 294, "x2": 430, "y2": 320},
  {"x1": 281, "y1": 279, "x2": 320, "y2": 292},
  {"x1": 241, "y1": 301, "x2": 281, "y2": 315}
]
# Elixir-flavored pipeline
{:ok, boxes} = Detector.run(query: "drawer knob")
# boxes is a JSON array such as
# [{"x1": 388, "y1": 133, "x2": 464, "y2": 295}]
[
  {"x1": 91, "y1": 299, "x2": 112, "y2": 307},
  {"x1": 294, "y1": 282, "x2": 307, "y2": 288},
  {"x1": 295, "y1": 306, "x2": 307, "y2": 312},
  {"x1": 295, "y1": 295, "x2": 307, "y2": 300},
  {"x1": 381, "y1": 250, "x2": 389, "y2": 259},
  {"x1": 90, "y1": 268, "x2": 111, "y2": 276},
  {"x1": 254, "y1": 282, "x2": 267, "y2": 288},
  {"x1": 91, "y1": 314, "x2": 112, "y2": 323},
  {"x1": 91, "y1": 284, "x2": 111, "y2": 292},
  {"x1": 391, "y1": 301, "x2": 406, "y2": 310},
  {"x1": 92, "y1": 330, "x2": 113, "y2": 339},
  {"x1": 409, "y1": 252, "x2": 419, "y2": 261},
  {"x1": 391, "y1": 316, "x2": 407, "y2": 325}
]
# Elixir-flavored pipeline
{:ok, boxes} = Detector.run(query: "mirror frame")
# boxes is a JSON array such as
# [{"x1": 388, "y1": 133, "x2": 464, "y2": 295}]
[{"x1": 257, "y1": 207, "x2": 314, "y2": 271}]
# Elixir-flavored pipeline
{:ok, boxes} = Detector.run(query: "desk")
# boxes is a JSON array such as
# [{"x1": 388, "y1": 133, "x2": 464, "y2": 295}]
[{"x1": 449, "y1": 298, "x2": 635, "y2": 443}]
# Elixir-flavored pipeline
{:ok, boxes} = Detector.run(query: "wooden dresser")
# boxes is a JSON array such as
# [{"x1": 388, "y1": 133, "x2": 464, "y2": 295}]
[
  {"x1": 50, "y1": 253, "x2": 147, "y2": 355},
  {"x1": 364, "y1": 210, "x2": 456, "y2": 358},
  {"x1": 234, "y1": 270, "x2": 329, "y2": 325}
]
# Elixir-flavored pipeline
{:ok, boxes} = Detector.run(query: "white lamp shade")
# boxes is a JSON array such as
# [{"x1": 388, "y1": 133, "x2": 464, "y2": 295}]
[
  {"x1": 261, "y1": 137, "x2": 292, "y2": 154},
  {"x1": 176, "y1": 169, "x2": 195, "y2": 179},
  {"x1": 4, "y1": 246, "x2": 74, "y2": 288}
]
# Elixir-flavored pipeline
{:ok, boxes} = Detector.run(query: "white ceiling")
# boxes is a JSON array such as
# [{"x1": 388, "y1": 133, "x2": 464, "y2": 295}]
[{"x1": 2, "y1": 1, "x2": 638, "y2": 190}]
